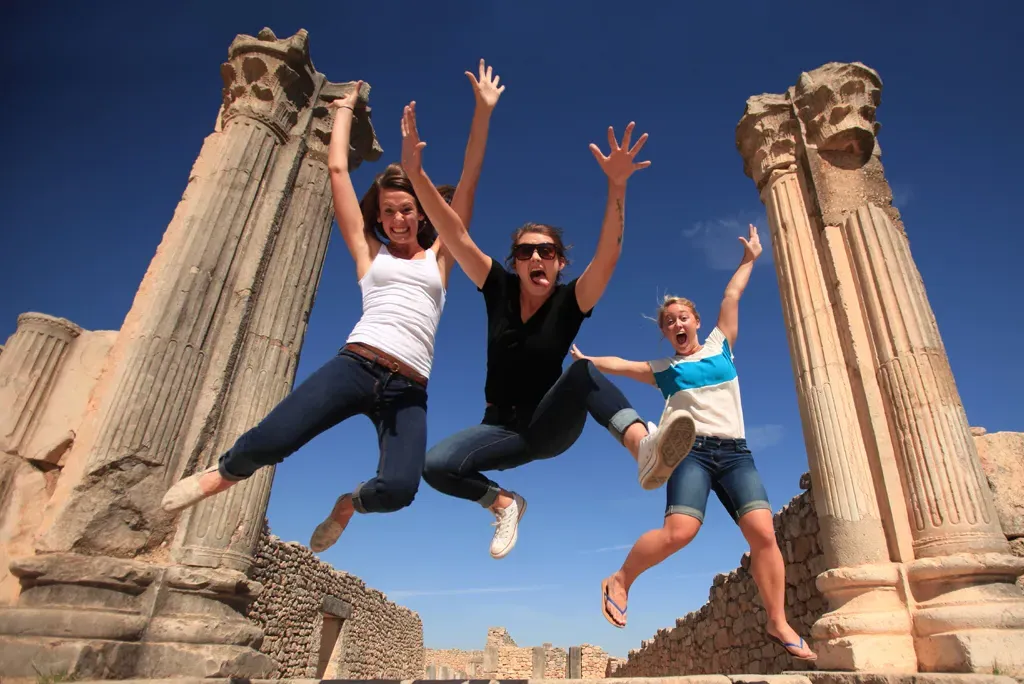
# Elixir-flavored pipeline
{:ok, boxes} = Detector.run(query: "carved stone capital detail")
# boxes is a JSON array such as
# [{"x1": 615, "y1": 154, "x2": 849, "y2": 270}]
[
  {"x1": 308, "y1": 80, "x2": 383, "y2": 167},
  {"x1": 794, "y1": 62, "x2": 882, "y2": 161},
  {"x1": 735, "y1": 94, "x2": 798, "y2": 190},
  {"x1": 220, "y1": 27, "x2": 317, "y2": 140}
]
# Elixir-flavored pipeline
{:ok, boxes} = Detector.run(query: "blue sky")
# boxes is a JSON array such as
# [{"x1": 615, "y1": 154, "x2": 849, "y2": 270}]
[{"x1": 3, "y1": 0, "x2": 1022, "y2": 660}]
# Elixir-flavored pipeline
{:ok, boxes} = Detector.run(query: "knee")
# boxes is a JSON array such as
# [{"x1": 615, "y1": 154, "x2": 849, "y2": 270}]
[
  {"x1": 742, "y1": 515, "x2": 778, "y2": 551},
  {"x1": 375, "y1": 479, "x2": 419, "y2": 512},
  {"x1": 422, "y1": 448, "x2": 451, "y2": 484},
  {"x1": 664, "y1": 516, "x2": 700, "y2": 549}
]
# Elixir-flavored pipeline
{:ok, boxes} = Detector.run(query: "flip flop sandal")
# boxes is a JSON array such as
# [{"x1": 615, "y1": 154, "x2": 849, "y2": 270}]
[
  {"x1": 768, "y1": 632, "x2": 817, "y2": 661},
  {"x1": 600, "y1": 579, "x2": 627, "y2": 629}
]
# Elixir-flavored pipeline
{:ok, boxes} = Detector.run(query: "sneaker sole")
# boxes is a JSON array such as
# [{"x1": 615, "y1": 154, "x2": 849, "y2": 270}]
[
  {"x1": 490, "y1": 497, "x2": 527, "y2": 559},
  {"x1": 641, "y1": 414, "x2": 696, "y2": 490}
]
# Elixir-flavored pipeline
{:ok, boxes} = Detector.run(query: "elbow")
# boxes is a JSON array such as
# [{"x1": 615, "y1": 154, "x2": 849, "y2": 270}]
[{"x1": 328, "y1": 162, "x2": 347, "y2": 176}]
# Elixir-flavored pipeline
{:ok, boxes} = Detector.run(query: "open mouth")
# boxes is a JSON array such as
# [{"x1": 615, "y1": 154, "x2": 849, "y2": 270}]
[
  {"x1": 391, "y1": 225, "x2": 411, "y2": 237},
  {"x1": 529, "y1": 267, "x2": 550, "y2": 287},
  {"x1": 675, "y1": 332, "x2": 688, "y2": 347}
]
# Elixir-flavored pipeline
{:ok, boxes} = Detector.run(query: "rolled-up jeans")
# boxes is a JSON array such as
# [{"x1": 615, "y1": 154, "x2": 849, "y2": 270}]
[
  {"x1": 218, "y1": 348, "x2": 428, "y2": 514},
  {"x1": 423, "y1": 359, "x2": 642, "y2": 507}
]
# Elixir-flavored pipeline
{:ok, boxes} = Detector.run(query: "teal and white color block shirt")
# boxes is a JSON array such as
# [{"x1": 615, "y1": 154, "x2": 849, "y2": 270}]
[{"x1": 648, "y1": 327, "x2": 745, "y2": 439}]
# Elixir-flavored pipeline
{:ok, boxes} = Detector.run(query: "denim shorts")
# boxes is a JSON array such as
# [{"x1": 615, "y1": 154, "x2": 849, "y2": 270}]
[{"x1": 665, "y1": 436, "x2": 771, "y2": 523}]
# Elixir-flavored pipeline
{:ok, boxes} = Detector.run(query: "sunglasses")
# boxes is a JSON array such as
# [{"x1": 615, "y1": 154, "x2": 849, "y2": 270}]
[{"x1": 512, "y1": 242, "x2": 559, "y2": 261}]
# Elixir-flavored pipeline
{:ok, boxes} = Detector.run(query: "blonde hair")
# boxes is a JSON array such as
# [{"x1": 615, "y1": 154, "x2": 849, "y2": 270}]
[{"x1": 654, "y1": 295, "x2": 700, "y2": 328}]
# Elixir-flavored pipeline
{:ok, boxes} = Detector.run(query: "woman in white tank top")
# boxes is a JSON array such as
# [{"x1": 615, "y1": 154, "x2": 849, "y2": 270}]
[{"x1": 161, "y1": 61, "x2": 507, "y2": 552}]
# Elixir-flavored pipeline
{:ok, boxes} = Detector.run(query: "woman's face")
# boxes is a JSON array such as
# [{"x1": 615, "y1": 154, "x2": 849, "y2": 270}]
[
  {"x1": 512, "y1": 231, "x2": 564, "y2": 298},
  {"x1": 378, "y1": 188, "x2": 423, "y2": 246},
  {"x1": 660, "y1": 302, "x2": 701, "y2": 355}
]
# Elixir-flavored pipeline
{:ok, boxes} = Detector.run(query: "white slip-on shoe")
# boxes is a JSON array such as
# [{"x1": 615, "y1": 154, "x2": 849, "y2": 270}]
[
  {"x1": 161, "y1": 465, "x2": 221, "y2": 513},
  {"x1": 489, "y1": 492, "x2": 527, "y2": 559}
]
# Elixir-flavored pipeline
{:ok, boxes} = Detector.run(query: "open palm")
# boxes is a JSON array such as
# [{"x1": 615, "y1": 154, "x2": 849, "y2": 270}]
[
  {"x1": 739, "y1": 224, "x2": 763, "y2": 261},
  {"x1": 400, "y1": 102, "x2": 426, "y2": 176},
  {"x1": 466, "y1": 59, "x2": 505, "y2": 109},
  {"x1": 590, "y1": 122, "x2": 650, "y2": 186}
]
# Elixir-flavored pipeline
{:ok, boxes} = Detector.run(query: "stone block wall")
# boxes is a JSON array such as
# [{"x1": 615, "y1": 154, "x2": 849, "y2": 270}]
[
  {"x1": 974, "y1": 428, "x2": 1024, "y2": 591},
  {"x1": 496, "y1": 646, "x2": 534, "y2": 678},
  {"x1": 580, "y1": 644, "x2": 615, "y2": 678},
  {"x1": 248, "y1": 527, "x2": 424, "y2": 678},
  {"x1": 611, "y1": 481, "x2": 825, "y2": 677},
  {"x1": 546, "y1": 645, "x2": 568, "y2": 678},
  {"x1": 423, "y1": 648, "x2": 477, "y2": 676}
]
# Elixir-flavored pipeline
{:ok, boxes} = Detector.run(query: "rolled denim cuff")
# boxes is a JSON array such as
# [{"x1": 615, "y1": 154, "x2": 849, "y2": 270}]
[
  {"x1": 351, "y1": 482, "x2": 368, "y2": 514},
  {"x1": 476, "y1": 484, "x2": 501, "y2": 509},
  {"x1": 607, "y1": 408, "x2": 643, "y2": 444},
  {"x1": 217, "y1": 454, "x2": 248, "y2": 482}
]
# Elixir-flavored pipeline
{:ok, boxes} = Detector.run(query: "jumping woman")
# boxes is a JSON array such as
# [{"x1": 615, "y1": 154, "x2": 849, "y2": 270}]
[
  {"x1": 398, "y1": 101, "x2": 697, "y2": 561},
  {"x1": 571, "y1": 224, "x2": 817, "y2": 661},
  {"x1": 161, "y1": 61, "x2": 506, "y2": 553}
]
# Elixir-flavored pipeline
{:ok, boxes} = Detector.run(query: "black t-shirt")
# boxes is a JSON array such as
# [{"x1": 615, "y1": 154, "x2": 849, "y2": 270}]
[{"x1": 479, "y1": 257, "x2": 592, "y2": 419}]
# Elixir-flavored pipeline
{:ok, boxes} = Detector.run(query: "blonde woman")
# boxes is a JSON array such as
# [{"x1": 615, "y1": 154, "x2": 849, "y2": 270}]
[{"x1": 570, "y1": 224, "x2": 816, "y2": 661}]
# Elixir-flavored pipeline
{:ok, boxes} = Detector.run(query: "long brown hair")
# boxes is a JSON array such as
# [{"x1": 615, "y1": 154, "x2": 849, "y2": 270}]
[
  {"x1": 504, "y1": 223, "x2": 572, "y2": 282},
  {"x1": 358, "y1": 164, "x2": 453, "y2": 249}
]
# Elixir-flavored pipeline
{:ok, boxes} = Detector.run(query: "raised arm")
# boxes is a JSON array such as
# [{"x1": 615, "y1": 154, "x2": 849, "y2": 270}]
[
  {"x1": 401, "y1": 102, "x2": 493, "y2": 289},
  {"x1": 327, "y1": 81, "x2": 380, "y2": 280},
  {"x1": 575, "y1": 123, "x2": 651, "y2": 313},
  {"x1": 448, "y1": 60, "x2": 504, "y2": 233},
  {"x1": 570, "y1": 344, "x2": 655, "y2": 385},
  {"x1": 716, "y1": 224, "x2": 763, "y2": 347}
]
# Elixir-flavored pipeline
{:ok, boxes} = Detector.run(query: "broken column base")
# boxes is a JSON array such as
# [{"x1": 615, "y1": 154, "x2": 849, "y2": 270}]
[
  {"x1": 0, "y1": 636, "x2": 276, "y2": 679},
  {"x1": 0, "y1": 553, "x2": 278, "y2": 679},
  {"x1": 915, "y1": 629, "x2": 1024, "y2": 674}
]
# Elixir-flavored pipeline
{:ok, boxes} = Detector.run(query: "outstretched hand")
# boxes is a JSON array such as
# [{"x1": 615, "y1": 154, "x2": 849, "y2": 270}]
[
  {"x1": 466, "y1": 59, "x2": 505, "y2": 110},
  {"x1": 569, "y1": 344, "x2": 589, "y2": 362},
  {"x1": 401, "y1": 102, "x2": 427, "y2": 177},
  {"x1": 739, "y1": 224, "x2": 763, "y2": 262},
  {"x1": 590, "y1": 122, "x2": 650, "y2": 186},
  {"x1": 330, "y1": 80, "x2": 363, "y2": 112}
]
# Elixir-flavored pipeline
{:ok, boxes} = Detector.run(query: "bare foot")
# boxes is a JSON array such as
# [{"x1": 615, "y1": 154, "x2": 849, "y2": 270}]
[
  {"x1": 601, "y1": 571, "x2": 629, "y2": 627},
  {"x1": 767, "y1": 619, "x2": 817, "y2": 660}
]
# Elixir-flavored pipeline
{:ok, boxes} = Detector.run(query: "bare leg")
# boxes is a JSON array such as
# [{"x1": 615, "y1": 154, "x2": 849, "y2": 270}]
[
  {"x1": 622, "y1": 422, "x2": 649, "y2": 461},
  {"x1": 738, "y1": 509, "x2": 816, "y2": 659},
  {"x1": 198, "y1": 469, "x2": 236, "y2": 496},
  {"x1": 602, "y1": 513, "x2": 701, "y2": 625}
]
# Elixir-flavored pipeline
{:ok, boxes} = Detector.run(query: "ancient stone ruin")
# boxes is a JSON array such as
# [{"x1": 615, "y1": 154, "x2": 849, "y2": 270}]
[{"x1": 0, "y1": 25, "x2": 1021, "y2": 682}]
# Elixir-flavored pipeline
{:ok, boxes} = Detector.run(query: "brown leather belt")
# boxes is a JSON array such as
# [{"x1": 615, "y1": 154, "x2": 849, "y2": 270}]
[{"x1": 343, "y1": 342, "x2": 428, "y2": 388}]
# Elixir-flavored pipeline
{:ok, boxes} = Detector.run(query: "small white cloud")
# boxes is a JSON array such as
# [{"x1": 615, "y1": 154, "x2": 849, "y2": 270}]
[
  {"x1": 579, "y1": 544, "x2": 632, "y2": 554},
  {"x1": 384, "y1": 585, "x2": 559, "y2": 599},
  {"x1": 684, "y1": 211, "x2": 771, "y2": 271},
  {"x1": 891, "y1": 184, "x2": 913, "y2": 210},
  {"x1": 746, "y1": 423, "x2": 785, "y2": 451}
]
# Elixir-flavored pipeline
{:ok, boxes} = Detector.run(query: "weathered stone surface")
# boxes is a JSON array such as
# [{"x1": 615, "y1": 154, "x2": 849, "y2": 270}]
[
  {"x1": 974, "y1": 431, "x2": 1024, "y2": 538},
  {"x1": 800, "y1": 673, "x2": 1020, "y2": 684}
]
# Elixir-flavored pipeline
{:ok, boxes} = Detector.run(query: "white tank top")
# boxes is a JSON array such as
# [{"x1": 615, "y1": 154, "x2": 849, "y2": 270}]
[{"x1": 345, "y1": 245, "x2": 446, "y2": 378}]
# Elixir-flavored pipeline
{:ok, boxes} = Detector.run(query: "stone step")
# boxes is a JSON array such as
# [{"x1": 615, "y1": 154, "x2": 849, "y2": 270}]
[{"x1": 52, "y1": 675, "x2": 1024, "y2": 684}]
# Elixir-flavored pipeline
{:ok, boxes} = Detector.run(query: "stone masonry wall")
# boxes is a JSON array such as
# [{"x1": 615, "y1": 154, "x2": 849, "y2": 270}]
[
  {"x1": 973, "y1": 429, "x2": 1024, "y2": 591},
  {"x1": 546, "y1": 646, "x2": 568, "y2": 678},
  {"x1": 248, "y1": 527, "x2": 424, "y2": 678},
  {"x1": 612, "y1": 479, "x2": 824, "y2": 677},
  {"x1": 423, "y1": 648, "x2": 477, "y2": 675},
  {"x1": 581, "y1": 644, "x2": 614, "y2": 678},
  {"x1": 496, "y1": 646, "x2": 534, "y2": 678}
]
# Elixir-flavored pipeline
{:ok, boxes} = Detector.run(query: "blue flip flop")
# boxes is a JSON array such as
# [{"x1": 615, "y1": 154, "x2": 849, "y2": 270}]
[
  {"x1": 601, "y1": 579, "x2": 627, "y2": 628},
  {"x1": 768, "y1": 632, "x2": 817, "y2": 661}
]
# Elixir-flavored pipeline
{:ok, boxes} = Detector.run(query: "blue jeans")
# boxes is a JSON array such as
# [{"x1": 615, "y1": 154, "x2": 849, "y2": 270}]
[
  {"x1": 423, "y1": 359, "x2": 642, "y2": 506},
  {"x1": 218, "y1": 349, "x2": 428, "y2": 514},
  {"x1": 665, "y1": 436, "x2": 771, "y2": 523}
]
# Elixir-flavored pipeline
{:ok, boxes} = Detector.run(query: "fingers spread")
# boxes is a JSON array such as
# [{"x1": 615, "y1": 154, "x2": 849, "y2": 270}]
[
  {"x1": 621, "y1": 121, "x2": 635, "y2": 151},
  {"x1": 629, "y1": 132, "x2": 648, "y2": 157},
  {"x1": 607, "y1": 126, "x2": 617, "y2": 151},
  {"x1": 589, "y1": 143, "x2": 607, "y2": 163}
]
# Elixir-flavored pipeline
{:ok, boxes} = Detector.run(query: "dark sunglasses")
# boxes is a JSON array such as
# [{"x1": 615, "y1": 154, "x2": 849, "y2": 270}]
[{"x1": 512, "y1": 242, "x2": 558, "y2": 261}]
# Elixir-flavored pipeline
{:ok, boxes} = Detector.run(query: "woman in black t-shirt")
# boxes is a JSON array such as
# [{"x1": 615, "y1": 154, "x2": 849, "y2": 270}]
[{"x1": 400, "y1": 103, "x2": 697, "y2": 559}]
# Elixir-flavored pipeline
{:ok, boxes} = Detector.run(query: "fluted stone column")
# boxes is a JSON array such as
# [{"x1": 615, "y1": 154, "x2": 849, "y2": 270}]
[
  {"x1": 737, "y1": 96, "x2": 914, "y2": 671},
  {"x1": 0, "y1": 313, "x2": 81, "y2": 458},
  {"x1": 173, "y1": 77, "x2": 381, "y2": 572},
  {"x1": 791, "y1": 62, "x2": 1024, "y2": 674},
  {"x1": 0, "y1": 28, "x2": 381, "y2": 680}
]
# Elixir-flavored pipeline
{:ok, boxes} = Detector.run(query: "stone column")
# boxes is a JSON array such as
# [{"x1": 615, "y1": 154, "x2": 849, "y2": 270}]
[
  {"x1": 792, "y1": 61, "x2": 1024, "y2": 673},
  {"x1": 172, "y1": 78, "x2": 381, "y2": 572},
  {"x1": 0, "y1": 28, "x2": 382, "y2": 680},
  {"x1": 567, "y1": 646, "x2": 582, "y2": 678},
  {"x1": 737, "y1": 95, "x2": 914, "y2": 671},
  {"x1": 0, "y1": 313, "x2": 81, "y2": 458}
]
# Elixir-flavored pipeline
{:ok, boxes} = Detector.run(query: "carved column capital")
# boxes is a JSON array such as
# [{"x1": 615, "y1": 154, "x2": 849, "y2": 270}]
[
  {"x1": 793, "y1": 62, "x2": 882, "y2": 161},
  {"x1": 219, "y1": 27, "x2": 317, "y2": 140},
  {"x1": 307, "y1": 80, "x2": 383, "y2": 167},
  {"x1": 735, "y1": 93, "x2": 799, "y2": 191}
]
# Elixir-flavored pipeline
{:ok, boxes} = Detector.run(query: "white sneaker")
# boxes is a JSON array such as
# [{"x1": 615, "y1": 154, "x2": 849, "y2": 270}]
[
  {"x1": 489, "y1": 492, "x2": 527, "y2": 559},
  {"x1": 637, "y1": 411, "x2": 696, "y2": 490}
]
